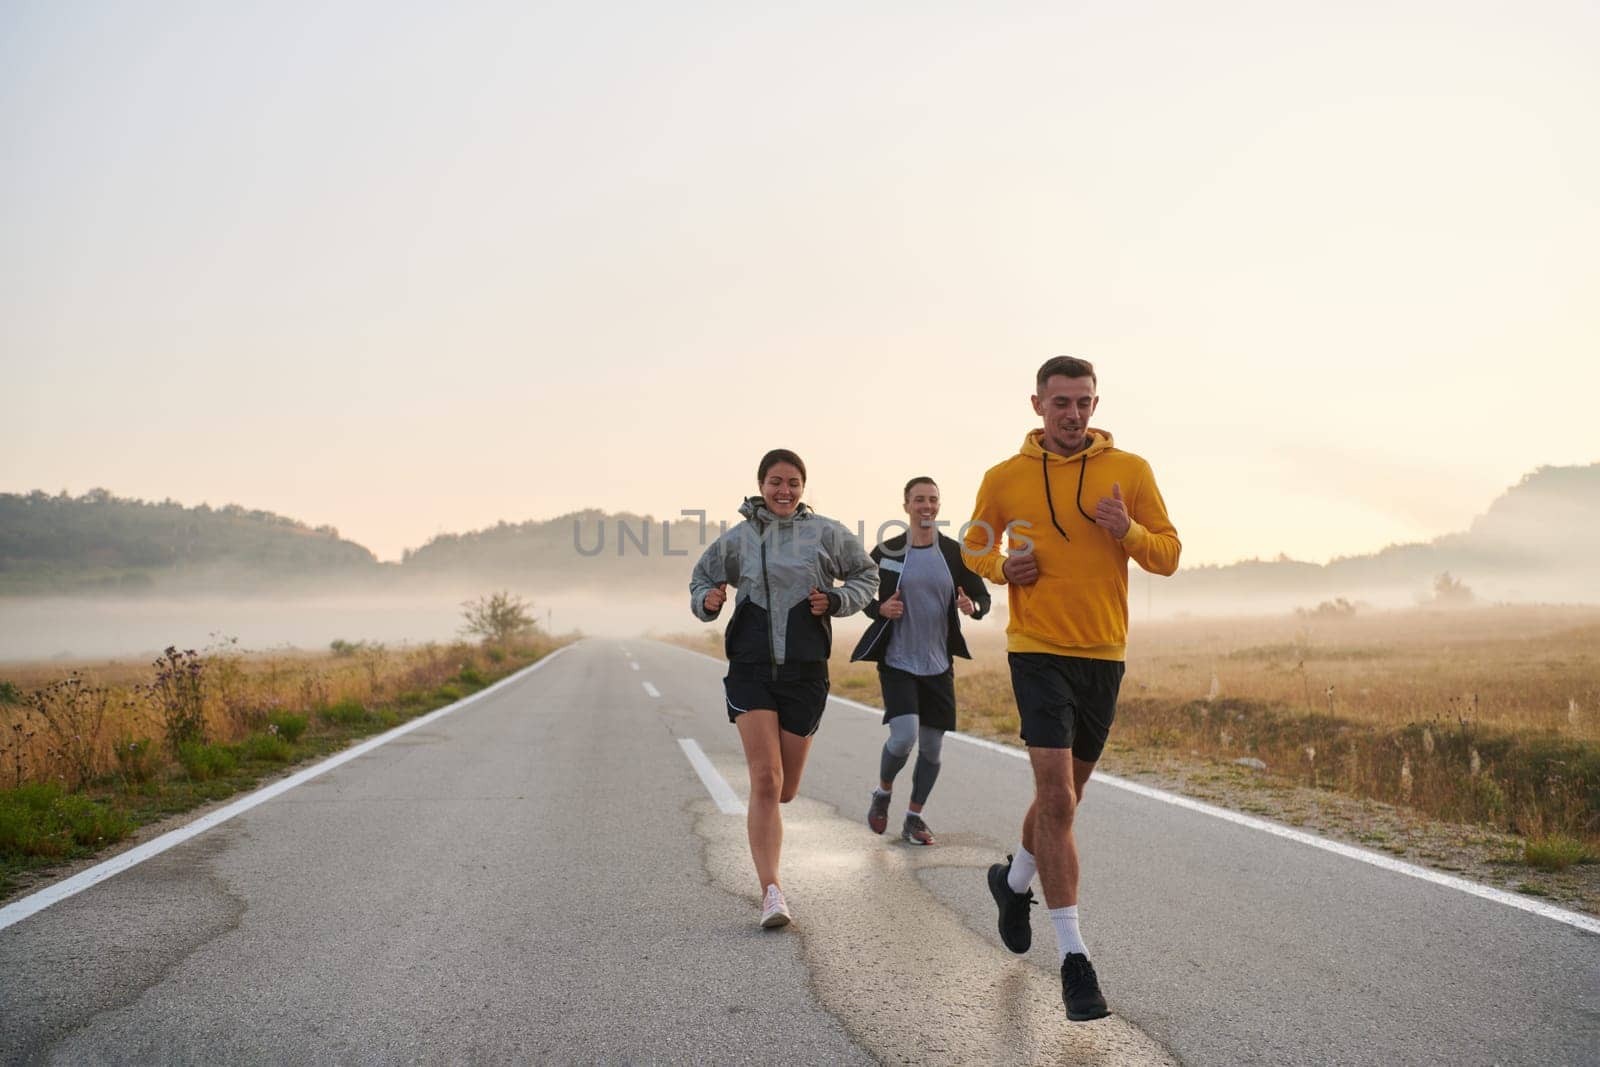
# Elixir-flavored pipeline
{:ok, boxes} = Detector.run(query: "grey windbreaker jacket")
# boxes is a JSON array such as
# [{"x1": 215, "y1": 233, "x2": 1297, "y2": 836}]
[{"x1": 688, "y1": 497, "x2": 877, "y2": 668}]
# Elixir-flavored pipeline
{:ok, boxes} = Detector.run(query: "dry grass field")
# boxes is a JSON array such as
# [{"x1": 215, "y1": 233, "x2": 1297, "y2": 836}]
[
  {"x1": 0, "y1": 632, "x2": 565, "y2": 898},
  {"x1": 672, "y1": 602, "x2": 1600, "y2": 859},
  {"x1": 0, "y1": 635, "x2": 562, "y2": 791}
]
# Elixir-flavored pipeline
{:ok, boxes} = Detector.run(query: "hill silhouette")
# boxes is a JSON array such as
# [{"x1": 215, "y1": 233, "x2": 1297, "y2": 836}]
[
  {"x1": 2, "y1": 463, "x2": 1595, "y2": 607},
  {"x1": 0, "y1": 489, "x2": 378, "y2": 594},
  {"x1": 1159, "y1": 463, "x2": 1600, "y2": 608}
]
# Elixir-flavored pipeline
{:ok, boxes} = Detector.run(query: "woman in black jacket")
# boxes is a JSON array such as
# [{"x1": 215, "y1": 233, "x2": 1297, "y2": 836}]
[{"x1": 851, "y1": 476, "x2": 991, "y2": 845}]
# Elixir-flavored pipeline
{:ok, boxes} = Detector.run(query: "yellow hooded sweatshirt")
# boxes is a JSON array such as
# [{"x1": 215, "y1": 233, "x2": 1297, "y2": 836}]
[{"x1": 962, "y1": 428, "x2": 1180, "y2": 661}]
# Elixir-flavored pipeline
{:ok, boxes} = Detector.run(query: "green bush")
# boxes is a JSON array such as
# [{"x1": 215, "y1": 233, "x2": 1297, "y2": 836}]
[
  {"x1": 1525, "y1": 835, "x2": 1597, "y2": 871},
  {"x1": 113, "y1": 735, "x2": 156, "y2": 784},
  {"x1": 267, "y1": 712, "x2": 308, "y2": 744},
  {"x1": 177, "y1": 741, "x2": 237, "y2": 781},
  {"x1": 240, "y1": 732, "x2": 293, "y2": 764},
  {"x1": 485, "y1": 647, "x2": 506, "y2": 664},
  {"x1": 456, "y1": 666, "x2": 486, "y2": 687},
  {"x1": 320, "y1": 699, "x2": 371, "y2": 727},
  {"x1": 0, "y1": 783, "x2": 133, "y2": 858},
  {"x1": 53, "y1": 792, "x2": 135, "y2": 847},
  {"x1": 0, "y1": 680, "x2": 21, "y2": 705},
  {"x1": 432, "y1": 685, "x2": 462, "y2": 703}
]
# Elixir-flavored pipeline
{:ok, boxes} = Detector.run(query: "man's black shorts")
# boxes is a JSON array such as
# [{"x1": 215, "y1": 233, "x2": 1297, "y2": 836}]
[
  {"x1": 877, "y1": 664, "x2": 957, "y2": 732},
  {"x1": 1007, "y1": 653, "x2": 1125, "y2": 760},
  {"x1": 724, "y1": 661, "x2": 830, "y2": 737}
]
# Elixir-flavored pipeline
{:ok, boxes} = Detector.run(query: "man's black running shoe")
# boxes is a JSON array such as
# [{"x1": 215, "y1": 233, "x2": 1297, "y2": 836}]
[
  {"x1": 1060, "y1": 952, "x2": 1110, "y2": 1022},
  {"x1": 986, "y1": 854, "x2": 1034, "y2": 954}
]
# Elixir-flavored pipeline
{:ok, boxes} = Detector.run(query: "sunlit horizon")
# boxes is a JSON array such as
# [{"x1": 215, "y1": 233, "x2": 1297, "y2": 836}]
[{"x1": 5, "y1": 3, "x2": 1597, "y2": 569}]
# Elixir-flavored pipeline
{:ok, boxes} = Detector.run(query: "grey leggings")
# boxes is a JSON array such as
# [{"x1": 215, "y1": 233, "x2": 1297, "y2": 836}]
[{"x1": 879, "y1": 715, "x2": 945, "y2": 806}]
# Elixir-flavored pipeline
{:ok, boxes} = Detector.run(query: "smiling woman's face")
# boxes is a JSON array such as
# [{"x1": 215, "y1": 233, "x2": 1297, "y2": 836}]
[{"x1": 760, "y1": 462, "x2": 805, "y2": 517}]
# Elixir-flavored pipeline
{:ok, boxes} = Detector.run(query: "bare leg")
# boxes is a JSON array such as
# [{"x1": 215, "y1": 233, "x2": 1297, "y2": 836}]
[
  {"x1": 1028, "y1": 748, "x2": 1081, "y2": 908},
  {"x1": 1022, "y1": 756, "x2": 1097, "y2": 855},
  {"x1": 1073, "y1": 756, "x2": 1097, "y2": 802},
  {"x1": 736, "y1": 710, "x2": 784, "y2": 890},
  {"x1": 777, "y1": 728, "x2": 814, "y2": 803}
]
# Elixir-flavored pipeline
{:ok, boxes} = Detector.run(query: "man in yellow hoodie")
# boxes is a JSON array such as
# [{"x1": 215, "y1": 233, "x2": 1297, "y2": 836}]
[{"x1": 963, "y1": 355, "x2": 1180, "y2": 1023}]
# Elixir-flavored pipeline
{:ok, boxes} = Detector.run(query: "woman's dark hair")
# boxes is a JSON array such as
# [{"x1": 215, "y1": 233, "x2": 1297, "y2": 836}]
[
  {"x1": 758, "y1": 449, "x2": 807, "y2": 483},
  {"x1": 903, "y1": 476, "x2": 937, "y2": 501}
]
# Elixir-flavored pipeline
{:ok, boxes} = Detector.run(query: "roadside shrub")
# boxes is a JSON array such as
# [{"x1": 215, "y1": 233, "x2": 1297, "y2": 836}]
[
  {"x1": 460, "y1": 591, "x2": 537, "y2": 645},
  {"x1": 456, "y1": 666, "x2": 486, "y2": 688},
  {"x1": 53, "y1": 791, "x2": 135, "y2": 847},
  {"x1": 432, "y1": 685, "x2": 462, "y2": 704},
  {"x1": 267, "y1": 712, "x2": 307, "y2": 744},
  {"x1": 486, "y1": 647, "x2": 506, "y2": 664},
  {"x1": 0, "y1": 784, "x2": 64, "y2": 855},
  {"x1": 112, "y1": 735, "x2": 156, "y2": 785},
  {"x1": 0, "y1": 681, "x2": 21, "y2": 705},
  {"x1": 240, "y1": 732, "x2": 293, "y2": 764},
  {"x1": 0, "y1": 783, "x2": 133, "y2": 857},
  {"x1": 1525, "y1": 835, "x2": 1596, "y2": 871},
  {"x1": 177, "y1": 741, "x2": 236, "y2": 781},
  {"x1": 205, "y1": 634, "x2": 258, "y2": 732},
  {"x1": 320, "y1": 700, "x2": 371, "y2": 727},
  {"x1": 150, "y1": 647, "x2": 207, "y2": 751},
  {"x1": 25, "y1": 674, "x2": 112, "y2": 789},
  {"x1": 1464, "y1": 775, "x2": 1507, "y2": 820}
]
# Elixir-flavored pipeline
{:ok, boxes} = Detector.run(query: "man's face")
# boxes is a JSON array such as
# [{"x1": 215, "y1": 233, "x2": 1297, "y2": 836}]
[
  {"x1": 902, "y1": 482, "x2": 941, "y2": 530},
  {"x1": 1031, "y1": 374, "x2": 1098, "y2": 456},
  {"x1": 760, "y1": 462, "x2": 805, "y2": 517}
]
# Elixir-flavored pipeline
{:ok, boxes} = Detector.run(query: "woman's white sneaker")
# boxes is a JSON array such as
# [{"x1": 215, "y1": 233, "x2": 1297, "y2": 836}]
[{"x1": 760, "y1": 884, "x2": 792, "y2": 928}]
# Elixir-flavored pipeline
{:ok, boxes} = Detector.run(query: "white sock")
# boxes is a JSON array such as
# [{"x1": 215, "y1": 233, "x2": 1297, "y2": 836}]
[
  {"x1": 1050, "y1": 905, "x2": 1087, "y2": 963},
  {"x1": 873, "y1": 787, "x2": 891, "y2": 797},
  {"x1": 1006, "y1": 846, "x2": 1037, "y2": 894}
]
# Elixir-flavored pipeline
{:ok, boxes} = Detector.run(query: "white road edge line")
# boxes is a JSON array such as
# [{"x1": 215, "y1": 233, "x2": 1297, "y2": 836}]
[
  {"x1": 660, "y1": 642, "x2": 1600, "y2": 937},
  {"x1": 0, "y1": 644, "x2": 577, "y2": 933},
  {"x1": 678, "y1": 738, "x2": 747, "y2": 815},
  {"x1": 642, "y1": 681, "x2": 661, "y2": 698}
]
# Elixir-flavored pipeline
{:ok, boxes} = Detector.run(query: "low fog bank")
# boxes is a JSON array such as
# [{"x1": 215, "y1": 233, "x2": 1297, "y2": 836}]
[
  {"x1": 3, "y1": 566, "x2": 1591, "y2": 664},
  {"x1": 0, "y1": 589, "x2": 694, "y2": 663}
]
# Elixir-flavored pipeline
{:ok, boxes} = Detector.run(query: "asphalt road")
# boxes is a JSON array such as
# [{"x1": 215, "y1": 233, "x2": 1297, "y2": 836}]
[{"x1": 2, "y1": 639, "x2": 1596, "y2": 1065}]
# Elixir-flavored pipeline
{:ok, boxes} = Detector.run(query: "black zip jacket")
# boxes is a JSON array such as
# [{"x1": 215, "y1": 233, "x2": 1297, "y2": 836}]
[{"x1": 849, "y1": 532, "x2": 991, "y2": 664}]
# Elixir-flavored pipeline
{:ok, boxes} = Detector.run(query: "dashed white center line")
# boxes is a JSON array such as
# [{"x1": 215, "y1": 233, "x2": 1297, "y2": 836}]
[
  {"x1": 642, "y1": 681, "x2": 661, "y2": 698},
  {"x1": 629, "y1": 662, "x2": 640, "y2": 671},
  {"x1": 678, "y1": 739, "x2": 746, "y2": 814}
]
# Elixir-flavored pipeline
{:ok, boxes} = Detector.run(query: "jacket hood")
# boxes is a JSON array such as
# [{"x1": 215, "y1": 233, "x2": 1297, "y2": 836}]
[
  {"x1": 1020, "y1": 427, "x2": 1114, "y2": 462},
  {"x1": 739, "y1": 495, "x2": 815, "y2": 525}
]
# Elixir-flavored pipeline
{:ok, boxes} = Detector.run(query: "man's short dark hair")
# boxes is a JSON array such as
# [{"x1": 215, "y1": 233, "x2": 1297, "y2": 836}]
[
  {"x1": 903, "y1": 476, "x2": 937, "y2": 501},
  {"x1": 1036, "y1": 356, "x2": 1097, "y2": 394},
  {"x1": 758, "y1": 448, "x2": 807, "y2": 483}
]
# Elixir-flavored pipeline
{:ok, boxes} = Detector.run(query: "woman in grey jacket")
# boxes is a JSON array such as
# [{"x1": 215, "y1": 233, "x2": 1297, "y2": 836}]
[{"x1": 689, "y1": 448, "x2": 877, "y2": 929}]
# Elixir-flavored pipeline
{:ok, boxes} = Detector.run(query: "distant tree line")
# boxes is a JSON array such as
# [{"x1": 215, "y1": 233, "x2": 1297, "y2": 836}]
[{"x1": 0, "y1": 489, "x2": 375, "y2": 585}]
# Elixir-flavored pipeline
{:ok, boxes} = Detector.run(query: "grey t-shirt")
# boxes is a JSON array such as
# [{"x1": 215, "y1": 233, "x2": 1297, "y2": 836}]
[{"x1": 885, "y1": 542, "x2": 954, "y2": 676}]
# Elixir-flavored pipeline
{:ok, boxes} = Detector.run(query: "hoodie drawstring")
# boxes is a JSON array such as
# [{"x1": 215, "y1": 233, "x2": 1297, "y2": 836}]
[{"x1": 1042, "y1": 451, "x2": 1096, "y2": 541}]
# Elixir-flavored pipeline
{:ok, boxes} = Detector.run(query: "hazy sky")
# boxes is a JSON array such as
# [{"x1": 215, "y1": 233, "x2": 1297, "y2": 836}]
[{"x1": 4, "y1": 2, "x2": 1596, "y2": 565}]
